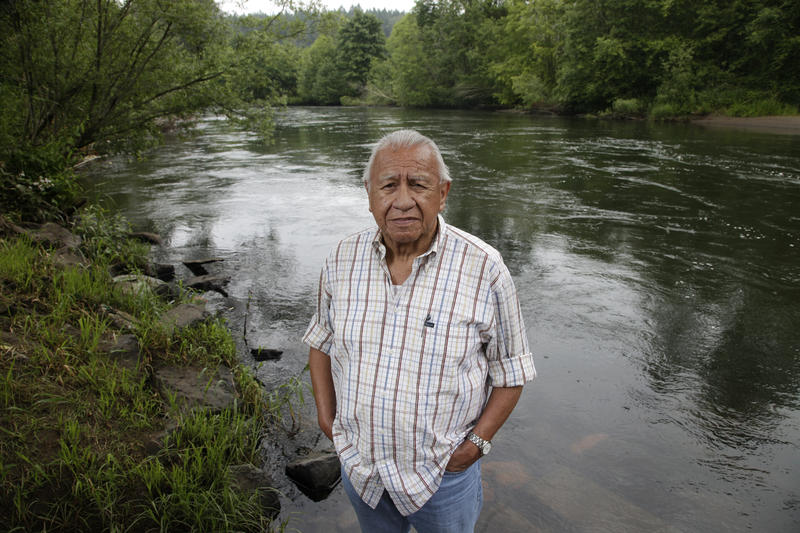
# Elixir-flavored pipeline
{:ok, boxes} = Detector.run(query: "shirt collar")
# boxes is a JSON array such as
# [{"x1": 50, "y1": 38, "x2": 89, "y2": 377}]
[{"x1": 372, "y1": 214, "x2": 447, "y2": 264}]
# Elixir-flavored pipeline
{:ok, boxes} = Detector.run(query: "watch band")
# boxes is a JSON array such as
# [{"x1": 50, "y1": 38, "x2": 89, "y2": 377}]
[{"x1": 466, "y1": 431, "x2": 492, "y2": 456}]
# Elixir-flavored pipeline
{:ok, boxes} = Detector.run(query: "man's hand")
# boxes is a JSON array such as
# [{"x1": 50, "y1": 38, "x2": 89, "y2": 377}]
[
  {"x1": 444, "y1": 385, "x2": 524, "y2": 472},
  {"x1": 445, "y1": 439, "x2": 482, "y2": 472}
]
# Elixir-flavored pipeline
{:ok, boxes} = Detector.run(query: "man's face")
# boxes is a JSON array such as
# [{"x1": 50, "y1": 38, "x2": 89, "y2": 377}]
[{"x1": 367, "y1": 144, "x2": 450, "y2": 253}]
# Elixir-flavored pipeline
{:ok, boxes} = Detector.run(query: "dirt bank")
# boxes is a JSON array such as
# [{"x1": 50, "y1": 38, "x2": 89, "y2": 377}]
[{"x1": 692, "y1": 115, "x2": 800, "y2": 135}]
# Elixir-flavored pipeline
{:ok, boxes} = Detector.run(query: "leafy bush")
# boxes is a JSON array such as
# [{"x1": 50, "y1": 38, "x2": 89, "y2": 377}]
[
  {"x1": 726, "y1": 97, "x2": 798, "y2": 117},
  {"x1": 74, "y1": 204, "x2": 148, "y2": 271},
  {"x1": 612, "y1": 98, "x2": 646, "y2": 116},
  {"x1": 0, "y1": 143, "x2": 80, "y2": 222},
  {"x1": 650, "y1": 102, "x2": 682, "y2": 120}
]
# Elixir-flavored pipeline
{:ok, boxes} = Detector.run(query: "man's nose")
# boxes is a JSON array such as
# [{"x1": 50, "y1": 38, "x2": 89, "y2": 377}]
[{"x1": 393, "y1": 182, "x2": 415, "y2": 210}]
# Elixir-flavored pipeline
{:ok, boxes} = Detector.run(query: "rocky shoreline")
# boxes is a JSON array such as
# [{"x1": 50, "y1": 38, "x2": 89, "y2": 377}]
[{"x1": 0, "y1": 216, "x2": 341, "y2": 526}]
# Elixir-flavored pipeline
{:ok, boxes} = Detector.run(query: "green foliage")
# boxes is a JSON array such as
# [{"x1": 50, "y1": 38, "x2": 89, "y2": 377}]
[
  {"x1": 0, "y1": 0, "x2": 310, "y2": 215},
  {"x1": 0, "y1": 0, "x2": 229, "y2": 154}
]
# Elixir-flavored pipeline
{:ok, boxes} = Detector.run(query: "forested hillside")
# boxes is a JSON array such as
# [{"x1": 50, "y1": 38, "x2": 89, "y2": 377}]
[
  {"x1": 2, "y1": 0, "x2": 798, "y2": 218},
  {"x1": 294, "y1": 0, "x2": 799, "y2": 117}
]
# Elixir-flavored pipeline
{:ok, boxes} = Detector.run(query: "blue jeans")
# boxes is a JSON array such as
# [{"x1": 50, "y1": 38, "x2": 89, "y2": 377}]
[{"x1": 341, "y1": 461, "x2": 483, "y2": 533}]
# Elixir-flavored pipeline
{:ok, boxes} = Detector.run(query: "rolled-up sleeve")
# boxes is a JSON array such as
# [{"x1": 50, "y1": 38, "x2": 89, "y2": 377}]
[
  {"x1": 485, "y1": 261, "x2": 536, "y2": 387},
  {"x1": 302, "y1": 258, "x2": 334, "y2": 356}
]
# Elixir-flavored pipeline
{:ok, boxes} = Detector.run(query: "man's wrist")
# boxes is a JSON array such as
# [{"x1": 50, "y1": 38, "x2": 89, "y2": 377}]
[{"x1": 466, "y1": 431, "x2": 492, "y2": 456}]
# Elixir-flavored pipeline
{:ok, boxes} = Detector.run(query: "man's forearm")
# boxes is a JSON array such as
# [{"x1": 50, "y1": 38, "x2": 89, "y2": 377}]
[
  {"x1": 308, "y1": 347, "x2": 336, "y2": 440},
  {"x1": 472, "y1": 385, "x2": 523, "y2": 442}
]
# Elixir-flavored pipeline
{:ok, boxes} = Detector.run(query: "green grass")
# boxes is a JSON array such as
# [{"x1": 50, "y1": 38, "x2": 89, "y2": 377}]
[{"x1": 0, "y1": 209, "x2": 294, "y2": 532}]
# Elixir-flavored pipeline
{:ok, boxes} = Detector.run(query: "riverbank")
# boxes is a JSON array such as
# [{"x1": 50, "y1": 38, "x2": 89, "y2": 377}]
[
  {"x1": 691, "y1": 115, "x2": 800, "y2": 135},
  {"x1": 0, "y1": 209, "x2": 289, "y2": 531}
]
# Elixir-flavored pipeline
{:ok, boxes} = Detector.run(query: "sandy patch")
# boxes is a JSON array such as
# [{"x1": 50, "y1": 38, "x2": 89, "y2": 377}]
[{"x1": 692, "y1": 115, "x2": 800, "y2": 135}]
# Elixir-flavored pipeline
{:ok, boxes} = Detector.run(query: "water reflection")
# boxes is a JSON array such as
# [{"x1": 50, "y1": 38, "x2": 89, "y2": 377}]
[{"x1": 80, "y1": 108, "x2": 800, "y2": 532}]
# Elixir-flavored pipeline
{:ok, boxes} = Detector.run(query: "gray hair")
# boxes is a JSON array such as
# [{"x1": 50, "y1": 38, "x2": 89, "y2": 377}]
[{"x1": 363, "y1": 129, "x2": 451, "y2": 189}]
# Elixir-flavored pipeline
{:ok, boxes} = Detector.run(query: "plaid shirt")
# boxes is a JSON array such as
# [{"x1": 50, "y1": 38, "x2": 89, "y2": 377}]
[{"x1": 303, "y1": 215, "x2": 536, "y2": 515}]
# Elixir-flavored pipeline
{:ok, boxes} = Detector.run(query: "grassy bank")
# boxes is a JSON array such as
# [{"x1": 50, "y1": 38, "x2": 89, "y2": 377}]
[{"x1": 0, "y1": 207, "x2": 287, "y2": 532}]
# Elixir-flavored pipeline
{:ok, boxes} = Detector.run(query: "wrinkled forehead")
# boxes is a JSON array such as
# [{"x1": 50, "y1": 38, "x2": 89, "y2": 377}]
[{"x1": 371, "y1": 144, "x2": 439, "y2": 181}]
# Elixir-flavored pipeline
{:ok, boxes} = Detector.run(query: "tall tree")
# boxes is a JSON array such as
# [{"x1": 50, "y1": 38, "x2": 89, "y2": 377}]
[
  {"x1": 337, "y1": 10, "x2": 386, "y2": 89},
  {"x1": 0, "y1": 0, "x2": 228, "y2": 154}
]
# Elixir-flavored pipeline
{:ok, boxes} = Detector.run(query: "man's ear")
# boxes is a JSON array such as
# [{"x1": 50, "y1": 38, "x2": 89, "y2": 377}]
[{"x1": 439, "y1": 181, "x2": 451, "y2": 212}]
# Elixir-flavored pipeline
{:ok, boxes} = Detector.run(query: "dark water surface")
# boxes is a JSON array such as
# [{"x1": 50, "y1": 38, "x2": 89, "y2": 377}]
[{"x1": 82, "y1": 107, "x2": 800, "y2": 532}]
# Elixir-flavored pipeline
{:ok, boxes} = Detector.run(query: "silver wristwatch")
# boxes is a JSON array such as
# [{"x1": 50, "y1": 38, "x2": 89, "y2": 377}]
[{"x1": 466, "y1": 431, "x2": 492, "y2": 456}]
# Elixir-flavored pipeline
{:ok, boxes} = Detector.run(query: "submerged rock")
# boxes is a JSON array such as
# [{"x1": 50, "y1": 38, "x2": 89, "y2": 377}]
[
  {"x1": 251, "y1": 348, "x2": 283, "y2": 361},
  {"x1": 185, "y1": 274, "x2": 229, "y2": 297},
  {"x1": 182, "y1": 257, "x2": 224, "y2": 276},
  {"x1": 128, "y1": 231, "x2": 162, "y2": 245}
]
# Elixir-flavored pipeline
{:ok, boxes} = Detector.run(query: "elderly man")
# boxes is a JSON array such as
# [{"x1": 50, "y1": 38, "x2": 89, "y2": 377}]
[{"x1": 303, "y1": 129, "x2": 535, "y2": 532}]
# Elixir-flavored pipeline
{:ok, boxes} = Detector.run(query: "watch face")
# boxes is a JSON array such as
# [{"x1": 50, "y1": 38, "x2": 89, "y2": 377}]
[{"x1": 483, "y1": 441, "x2": 491, "y2": 455}]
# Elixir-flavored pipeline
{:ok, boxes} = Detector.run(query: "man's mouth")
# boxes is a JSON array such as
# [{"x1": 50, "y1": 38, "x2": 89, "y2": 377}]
[{"x1": 389, "y1": 217, "x2": 418, "y2": 226}]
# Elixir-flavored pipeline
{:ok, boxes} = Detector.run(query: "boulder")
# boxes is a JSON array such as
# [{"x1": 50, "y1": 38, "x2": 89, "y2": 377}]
[
  {"x1": 24, "y1": 223, "x2": 81, "y2": 249},
  {"x1": 152, "y1": 365, "x2": 237, "y2": 413},
  {"x1": 285, "y1": 451, "x2": 341, "y2": 502},
  {"x1": 145, "y1": 262, "x2": 175, "y2": 281},
  {"x1": 52, "y1": 248, "x2": 89, "y2": 268},
  {"x1": 228, "y1": 464, "x2": 281, "y2": 518}
]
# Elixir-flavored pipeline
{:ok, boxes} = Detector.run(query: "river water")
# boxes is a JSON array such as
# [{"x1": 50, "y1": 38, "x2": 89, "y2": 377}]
[{"x1": 82, "y1": 107, "x2": 800, "y2": 532}]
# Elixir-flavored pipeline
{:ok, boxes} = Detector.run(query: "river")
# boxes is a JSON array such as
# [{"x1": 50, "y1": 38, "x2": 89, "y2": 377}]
[{"x1": 81, "y1": 107, "x2": 800, "y2": 532}]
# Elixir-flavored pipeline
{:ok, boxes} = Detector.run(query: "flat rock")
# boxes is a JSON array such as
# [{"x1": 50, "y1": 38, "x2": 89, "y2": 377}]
[
  {"x1": 185, "y1": 274, "x2": 230, "y2": 297},
  {"x1": 159, "y1": 303, "x2": 207, "y2": 332},
  {"x1": 285, "y1": 451, "x2": 341, "y2": 502},
  {"x1": 228, "y1": 464, "x2": 281, "y2": 518},
  {"x1": 98, "y1": 333, "x2": 140, "y2": 371},
  {"x1": 153, "y1": 365, "x2": 237, "y2": 413}
]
